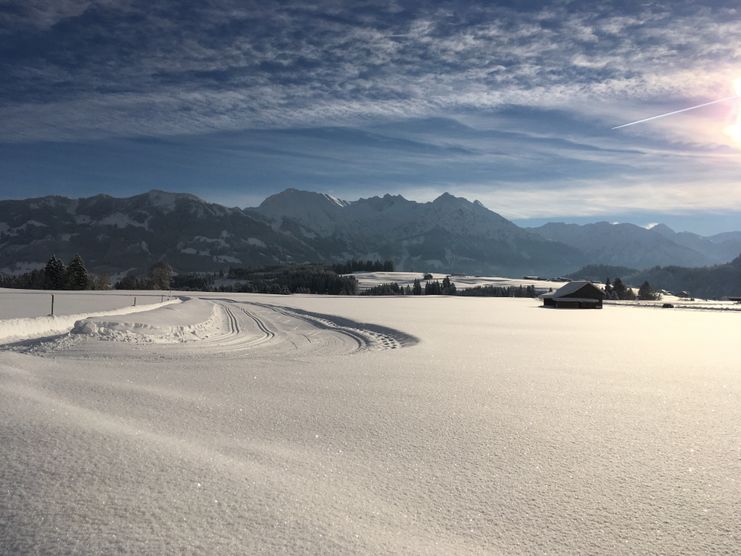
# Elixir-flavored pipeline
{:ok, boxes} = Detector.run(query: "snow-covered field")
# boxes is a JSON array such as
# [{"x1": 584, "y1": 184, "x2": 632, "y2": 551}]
[
  {"x1": 0, "y1": 288, "x2": 168, "y2": 319},
  {"x1": 352, "y1": 271, "x2": 566, "y2": 292},
  {"x1": 1, "y1": 292, "x2": 739, "y2": 553}
]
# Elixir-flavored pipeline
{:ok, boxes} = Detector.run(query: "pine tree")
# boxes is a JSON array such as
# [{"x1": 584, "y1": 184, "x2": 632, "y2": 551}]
[
  {"x1": 638, "y1": 281, "x2": 657, "y2": 301},
  {"x1": 43, "y1": 255, "x2": 66, "y2": 290},
  {"x1": 412, "y1": 278, "x2": 422, "y2": 295},
  {"x1": 612, "y1": 277, "x2": 627, "y2": 299},
  {"x1": 65, "y1": 254, "x2": 89, "y2": 290},
  {"x1": 149, "y1": 261, "x2": 172, "y2": 290},
  {"x1": 441, "y1": 276, "x2": 457, "y2": 295},
  {"x1": 604, "y1": 278, "x2": 612, "y2": 295}
]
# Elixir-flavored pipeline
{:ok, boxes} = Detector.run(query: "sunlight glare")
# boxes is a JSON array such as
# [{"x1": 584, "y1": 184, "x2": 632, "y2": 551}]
[{"x1": 724, "y1": 79, "x2": 741, "y2": 147}]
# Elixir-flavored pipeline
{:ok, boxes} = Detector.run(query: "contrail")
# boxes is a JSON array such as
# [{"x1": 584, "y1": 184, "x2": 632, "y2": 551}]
[{"x1": 612, "y1": 95, "x2": 739, "y2": 130}]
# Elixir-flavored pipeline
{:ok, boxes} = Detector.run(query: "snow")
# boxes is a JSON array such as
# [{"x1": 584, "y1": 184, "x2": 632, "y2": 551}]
[
  {"x1": 193, "y1": 235, "x2": 228, "y2": 248},
  {"x1": 0, "y1": 289, "x2": 169, "y2": 319},
  {"x1": 322, "y1": 192, "x2": 349, "y2": 207},
  {"x1": 247, "y1": 237, "x2": 267, "y2": 248},
  {"x1": 71, "y1": 298, "x2": 217, "y2": 343},
  {"x1": 0, "y1": 261, "x2": 45, "y2": 275},
  {"x1": 0, "y1": 293, "x2": 739, "y2": 553},
  {"x1": 0, "y1": 296, "x2": 180, "y2": 345},
  {"x1": 98, "y1": 212, "x2": 148, "y2": 229},
  {"x1": 147, "y1": 190, "x2": 179, "y2": 212},
  {"x1": 0, "y1": 220, "x2": 48, "y2": 237},
  {"x1": 214, "y1": 255, "x2": 242, "y2": 264},
  {"x1": 352, "y1": 271, "x2": 566, "y2": 292}
]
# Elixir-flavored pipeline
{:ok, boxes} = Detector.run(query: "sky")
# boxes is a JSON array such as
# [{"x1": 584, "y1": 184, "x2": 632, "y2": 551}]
[{"x1": 1, "y1": 0, "x2": 741, "y2": 234}]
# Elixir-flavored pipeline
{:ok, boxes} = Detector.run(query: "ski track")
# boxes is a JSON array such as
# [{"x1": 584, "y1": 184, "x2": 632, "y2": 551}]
[{"x1": 5, "y1": 297, "x2": 418, "y2": 360}]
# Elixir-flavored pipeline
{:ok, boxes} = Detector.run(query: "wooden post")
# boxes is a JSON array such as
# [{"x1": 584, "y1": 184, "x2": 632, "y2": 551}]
[
  {"x1": 133, "y1": 296, "x2": 137, "y2": 306},
  {"x1": 50, "y1": 294, "x2": 55, "y2": 316}
]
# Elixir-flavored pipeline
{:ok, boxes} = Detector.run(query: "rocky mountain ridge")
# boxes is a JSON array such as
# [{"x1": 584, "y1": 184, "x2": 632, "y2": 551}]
[{"x1": 1, "y1": 188, "x2": 739, "y2": 277}]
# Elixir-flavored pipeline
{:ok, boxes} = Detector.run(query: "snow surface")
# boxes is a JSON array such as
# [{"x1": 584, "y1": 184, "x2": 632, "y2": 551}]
[
  {"x1": 352, "y1": 271, "x2": 566, "y2": 293},
  {"x1": 70, "y1": 298, "x2": 217, "y2": 344},
  {"x1": 97, "y1": 212, "x2": 148, "y2": 229},
  {"x1": 0, "y1": 289, "x2": 169, "y2": 319},
  {"x1": 0, "y1": 297, "x2": 181, "y2": 345},
  {"x1": 0, "y1": 293, "x2": 739, "y2": 553}
]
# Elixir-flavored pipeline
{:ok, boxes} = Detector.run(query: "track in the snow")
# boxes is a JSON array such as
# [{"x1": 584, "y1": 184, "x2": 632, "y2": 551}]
[{"x1": 17, "y1": 298, "x2": 418, "y2": 360}]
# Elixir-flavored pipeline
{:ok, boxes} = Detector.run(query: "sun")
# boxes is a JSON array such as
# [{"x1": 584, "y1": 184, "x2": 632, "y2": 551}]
[{"x1": 727, "y1": 121, "x2": 741, "y2": 145}]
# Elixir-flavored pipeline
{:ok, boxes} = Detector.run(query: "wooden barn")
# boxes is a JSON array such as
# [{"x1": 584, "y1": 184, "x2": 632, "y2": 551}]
[{"x1": 541, "y1": 281, "x2": 604, "y2": 309}]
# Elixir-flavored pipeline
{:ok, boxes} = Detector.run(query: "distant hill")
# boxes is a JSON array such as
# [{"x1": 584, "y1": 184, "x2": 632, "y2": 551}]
[
  {"x1": 629, "y1": 255, "x2": 741, "y2": 299},
  {"x1": 530, "y1": 221, "x2": 741, "y2": 269},
  {"x1": 1, "y1": 188, "x2": 740, "y2": 279},
  {"x1": 566, "y1": 258, "x2": 741, "y2": 299},
  {"x1": 565, "y1": 264, "x2": 639, "y2": 282},
  {"x1": 0, "y1": 190, "x2": 322, "y2": 275}
]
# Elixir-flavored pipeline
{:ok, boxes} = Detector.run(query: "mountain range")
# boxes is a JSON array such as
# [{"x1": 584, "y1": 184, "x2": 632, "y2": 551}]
[{"x1": 1, "y1": 189, "x2": 739, "y2": 278}]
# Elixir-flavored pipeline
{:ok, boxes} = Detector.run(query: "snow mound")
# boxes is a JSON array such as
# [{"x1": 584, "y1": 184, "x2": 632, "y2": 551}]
[
  {"x1": 71, "y1": 298, "x2": 218, "y2": 344},
  {"x1": 0, "y1": 299, "x2": 181, "y2": 346}
]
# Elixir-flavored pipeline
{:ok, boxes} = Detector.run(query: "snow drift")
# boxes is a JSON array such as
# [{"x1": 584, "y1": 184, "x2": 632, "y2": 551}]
[
  {"x1": 0, "y1": 298, "x2": 181, "y2": 345},
  {"x1": 71, "y1": 298, "x2": 218, "y2": 343}
]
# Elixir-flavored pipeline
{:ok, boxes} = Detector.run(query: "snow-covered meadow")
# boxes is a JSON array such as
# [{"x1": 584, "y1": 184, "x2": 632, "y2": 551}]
[
  {"x1": 0, "y1": 291, "x2": 739, "y2": 553},
  {"x1": 351, "y1": 271, "x2": 566, "y2": 293},
  {"x1": 0, "y1": 289, "x2": 168, "y2": 319}
]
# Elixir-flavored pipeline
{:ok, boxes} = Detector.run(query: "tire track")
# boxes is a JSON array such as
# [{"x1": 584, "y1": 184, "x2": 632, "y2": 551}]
[{"x1": 25, "y1": 298, "x2": 418, "y2": 360}]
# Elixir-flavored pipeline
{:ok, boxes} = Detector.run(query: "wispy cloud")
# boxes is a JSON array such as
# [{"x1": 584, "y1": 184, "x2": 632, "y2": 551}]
[
  {"x1": 2, "y1": 1, "x2": 741, "y2": 141},
  {"x1": 1, "y1": 1, "x2": 741, "y2": 230}
]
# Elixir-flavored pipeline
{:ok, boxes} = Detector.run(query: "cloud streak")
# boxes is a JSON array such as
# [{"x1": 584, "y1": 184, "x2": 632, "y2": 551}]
[
  {"x1": 2, "y1": 1, "x2": 741, "y2": 141},
  {"x1": 1, "y1": 1, "x2": 741, "y2": 232}
]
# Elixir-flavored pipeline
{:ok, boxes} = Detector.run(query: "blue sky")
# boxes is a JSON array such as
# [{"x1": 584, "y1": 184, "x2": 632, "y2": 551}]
[{"x1": 1, "y1": 0, "x2": 741, "y2": 234}]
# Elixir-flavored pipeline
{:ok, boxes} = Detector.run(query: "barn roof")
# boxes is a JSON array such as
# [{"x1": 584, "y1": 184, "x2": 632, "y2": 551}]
[{"x1": 540, "y1": 280, "x2": 602, "y2": 299}]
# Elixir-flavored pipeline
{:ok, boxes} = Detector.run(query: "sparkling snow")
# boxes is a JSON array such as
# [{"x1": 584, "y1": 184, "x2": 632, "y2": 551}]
[{"x1": 0, "y1": 293, "x2": 738, "y2": 553}]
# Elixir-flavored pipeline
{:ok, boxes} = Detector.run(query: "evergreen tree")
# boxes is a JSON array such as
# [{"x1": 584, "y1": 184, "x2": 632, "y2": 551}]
[
  {"x1": 604, "y1": 278, "x2": 612, "y2": 295},
  {"x1": 65, "y1": 254, "x2": 89, "y2": 290},
  {"x1": 612, "y1": 277, "x2": 627, "y2": 299},
  {"x1": 412, "y1": 278, "x2": 422, "y2": 295},
  {"x1": 149, "y1": 262, "x2": 173, "y2": 290},
  {"x1": 638, "y1": 281, "x2": 658, "y2": 300},
  {"x1": 43, "y1": 255, "x2": 66, "y2": 290},
  {"x1": 424, "y1": 280, "x2": 442, "y2": 295},
  {"x1": 441, "y1": 276, "x2": 457, "y2": 295}
]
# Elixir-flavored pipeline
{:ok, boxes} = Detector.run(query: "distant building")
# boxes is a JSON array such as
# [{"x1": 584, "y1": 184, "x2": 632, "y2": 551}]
[{"x1": 540, "y1": 281, "x2": 604, "y2": 309}]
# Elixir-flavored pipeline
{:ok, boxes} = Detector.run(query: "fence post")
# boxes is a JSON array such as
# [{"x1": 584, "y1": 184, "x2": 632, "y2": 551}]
[
  {"x1": 133, "y1": 296, "x2": 137, "y2": 306},
  {"x1": 50, "y1": 294, "x2": 55, "y2": 316}
]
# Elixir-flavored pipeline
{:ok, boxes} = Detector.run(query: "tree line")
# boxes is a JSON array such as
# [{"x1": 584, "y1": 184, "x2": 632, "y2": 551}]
[
  {"x1": 331, "y1": 259, "x2": 394, "y2": 274},
  {"x1": 0, "y1": 254, "x2": 104, "y2": 290},
  {"x1": 604, "y1": 277, "x2": 660, "y2": 301},
  {"x1": 0, "y1": 255, "x2": 666, "y2": 301},
  {"x1": 362, "y1": 276, "x2": 458, "y2": 296},
  {"x1": 221, "y1": 264, "x2": 358, "y2": 295}
]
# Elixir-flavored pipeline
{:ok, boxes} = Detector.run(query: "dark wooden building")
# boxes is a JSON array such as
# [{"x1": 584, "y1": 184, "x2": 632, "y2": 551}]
[{"x1": 541, "y1": 281, "x2": 604, "y2": 309}]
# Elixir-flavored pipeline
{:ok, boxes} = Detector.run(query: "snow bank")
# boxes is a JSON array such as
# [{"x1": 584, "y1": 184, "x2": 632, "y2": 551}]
[
  {"x1": 0, "y1": 298, "x2": 181, "y2": 345},
  {"x1": 71, "y1": 298, "x2": 218, "y2": 343}
]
